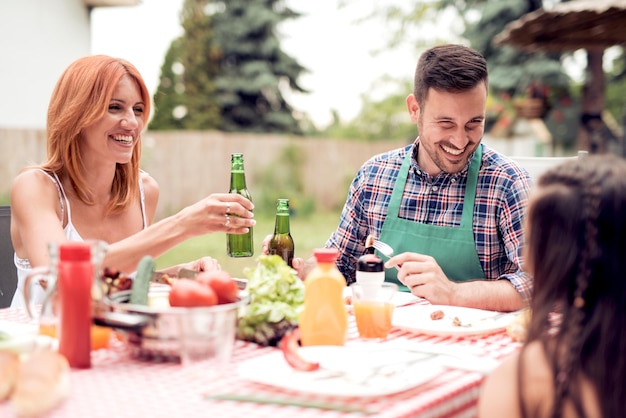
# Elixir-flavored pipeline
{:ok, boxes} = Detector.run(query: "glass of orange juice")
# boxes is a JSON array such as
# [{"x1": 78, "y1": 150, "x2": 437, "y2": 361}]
[
  {"x1": 38, "y1": 322, "x2": 111, "y2": 350},
  {"x1": 351, "y1": 282, "x2": 397, "y2": 340},
  {"x1": 37, "y1": 291, "x2": 60, "y2": 338}
]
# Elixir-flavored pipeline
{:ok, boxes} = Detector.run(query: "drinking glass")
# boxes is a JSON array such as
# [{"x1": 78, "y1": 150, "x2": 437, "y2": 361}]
[
  {"x1": 351, "y1": 282, "x2": 398, "y2": 341},
  {"x1": 23, "y1": 240, "x2": 112, "y2": 350}
]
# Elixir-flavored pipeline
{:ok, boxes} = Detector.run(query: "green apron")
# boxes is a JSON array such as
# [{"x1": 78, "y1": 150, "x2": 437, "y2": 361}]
[{"x1": 377, "y1": 146, "x2": 486, "y2": 292}]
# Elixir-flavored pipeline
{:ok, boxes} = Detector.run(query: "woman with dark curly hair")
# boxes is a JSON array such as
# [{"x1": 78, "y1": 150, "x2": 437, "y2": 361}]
[{"x1": 479, "y1": 154, "x2": 626, "y2": 417}]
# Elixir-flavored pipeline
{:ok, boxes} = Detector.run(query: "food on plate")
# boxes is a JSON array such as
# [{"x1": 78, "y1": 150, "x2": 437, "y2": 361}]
[
  {"x1": 0, "y1": 350, "x2": 19, "y2": 401},
  {"x1": 237, "y1": 255, "x2": 305, "y2": 346},
  {"x1": 195, "y1": 270, "x2": 239, "y2": 304},
  {"x1": 100, "y1": 267, "x2": 133, "y2": 295},
  {"x1": 344, "y1": 295, "x2": 352, "y2": 305},
  {"x1": 11, "y1": 349, "x2": 70, "y2": 417},
  {"x1": 430, "y1": 310, "x2": 464, "y2": 327},
  {"x1": 430, "y1": 310, "x2": 444, "y2": 320},
  {"x1": 102, "y1": 260, "x2": 241, "y2": 309},
  {"x1": 506, "y1": 309, "x2": 531, "y2": 342},
  {"x1": 168, "y1": 278, "x2": 218, "y2": 307},
  {"x1": 129, "y1": 255, "x2": 156, "y2": 305},
  {"x1": 278, "y1": 328, "x2": 320, "y2": 372}
]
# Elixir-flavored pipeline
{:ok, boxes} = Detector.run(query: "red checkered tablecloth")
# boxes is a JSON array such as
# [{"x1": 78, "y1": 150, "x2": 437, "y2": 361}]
[{"x1": 0, "y1": 306, "x2": 520, "y2": 418}]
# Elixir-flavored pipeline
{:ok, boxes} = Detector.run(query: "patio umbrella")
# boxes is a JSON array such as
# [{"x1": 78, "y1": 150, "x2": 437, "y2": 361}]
[{"x1": 493, "y1": 0, "x2": 626, "y2": 154}]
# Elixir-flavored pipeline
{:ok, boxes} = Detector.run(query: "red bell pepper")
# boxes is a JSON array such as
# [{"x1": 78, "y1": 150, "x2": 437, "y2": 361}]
[{"x1": 278, "y1": 328, "x2": 320, "y2": 372}]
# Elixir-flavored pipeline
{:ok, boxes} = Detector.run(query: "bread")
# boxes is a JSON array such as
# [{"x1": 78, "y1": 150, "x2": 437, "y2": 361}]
[
  {"x1": 11, "y1": 349, "x2": 70, "y2": 417},
  {"x1": 0, "y1": 350, "x2": 19, "y2": 401},
  {"x1": 506, "y1": 309, "x2": 532, "y2": 342}
]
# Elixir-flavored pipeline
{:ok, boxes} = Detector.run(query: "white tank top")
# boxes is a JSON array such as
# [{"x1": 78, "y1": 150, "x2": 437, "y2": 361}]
[{"x1": 11, "y1": 170, "x2": 147, "y2": 308}]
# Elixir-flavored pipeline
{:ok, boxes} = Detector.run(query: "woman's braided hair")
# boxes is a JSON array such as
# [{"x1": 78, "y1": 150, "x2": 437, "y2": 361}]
[{"x1": 520, "y1": 154, "x2": 626, "y2": 418}]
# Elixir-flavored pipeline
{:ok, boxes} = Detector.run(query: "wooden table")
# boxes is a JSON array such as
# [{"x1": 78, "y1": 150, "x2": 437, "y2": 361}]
[{"x1": 0, "y1": 304, "x2": 520, "y2": 418}]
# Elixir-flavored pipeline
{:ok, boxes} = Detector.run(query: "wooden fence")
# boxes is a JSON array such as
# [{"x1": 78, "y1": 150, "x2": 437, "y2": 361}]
[{"x1": 0, "y1": 128, "x2": 407, "y2": 219}]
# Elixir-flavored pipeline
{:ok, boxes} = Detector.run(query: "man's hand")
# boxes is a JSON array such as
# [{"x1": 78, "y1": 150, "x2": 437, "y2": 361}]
[
  {"x1": 261, "y1": 234, "x2": 306, "y2": 279},
  {"x1": 387, "y1": 252, "x2": 455, "y2": 305},
  {"x1": 386, "y1": 252, "x2": 524, "y2": 311}
]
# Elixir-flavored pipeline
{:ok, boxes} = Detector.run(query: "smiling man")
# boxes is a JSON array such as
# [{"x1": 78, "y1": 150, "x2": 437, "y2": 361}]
[{"x1": 322, "y1": 44, "x2": 532, "y2": 312}]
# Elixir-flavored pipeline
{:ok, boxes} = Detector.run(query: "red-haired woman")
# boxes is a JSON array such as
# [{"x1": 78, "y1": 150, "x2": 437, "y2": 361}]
[{"x1": 10, "y1": 55, "x2": 254, "y2": 307}]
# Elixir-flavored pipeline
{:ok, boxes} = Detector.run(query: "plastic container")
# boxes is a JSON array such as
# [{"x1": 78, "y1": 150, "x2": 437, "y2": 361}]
[
  {"x1": 299, "y1": 248, "x2": 348, "y2": 346},
  {"x1": 356, "y1": 253, "x2": 385, "y2": 287}
]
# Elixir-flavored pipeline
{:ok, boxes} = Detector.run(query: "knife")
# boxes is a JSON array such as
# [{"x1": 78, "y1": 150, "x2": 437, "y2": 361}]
[{"x1": 152, "y1": 269, "x2": 248, "y2": 290}]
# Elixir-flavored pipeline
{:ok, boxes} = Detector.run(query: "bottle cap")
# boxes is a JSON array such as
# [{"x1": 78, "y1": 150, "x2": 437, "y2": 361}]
[
  {"x1": 313, "y1": 248, "x2": 339, "y2": 263},
  {"x1": 59, "y1": 242, "x2": 91, "y2": 262},
  {"x1": 357, "y1": 253, "x2": 384, "y2": 272}
]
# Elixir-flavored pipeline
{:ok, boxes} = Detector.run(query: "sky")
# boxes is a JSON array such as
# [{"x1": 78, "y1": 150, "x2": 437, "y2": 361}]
[{"x1": 91, "y1": 0, "x2": 417, "y2": 128}]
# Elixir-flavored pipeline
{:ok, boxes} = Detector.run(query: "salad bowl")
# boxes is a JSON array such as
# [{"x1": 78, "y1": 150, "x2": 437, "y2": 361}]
[{"x1": 94, "y1": 286, "x2": 248, "y2": 363}]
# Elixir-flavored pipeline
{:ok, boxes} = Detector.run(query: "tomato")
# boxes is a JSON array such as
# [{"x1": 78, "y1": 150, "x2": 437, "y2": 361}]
[
  {"x1": 278, "y1": 328, "x2": 320, "y2": 372},
  {"x1": 195, "y1": 271, "x2": 239, "y2": 305},
  {"x1": 168, "y1": 278, "x2": 218, "y2": 307}
]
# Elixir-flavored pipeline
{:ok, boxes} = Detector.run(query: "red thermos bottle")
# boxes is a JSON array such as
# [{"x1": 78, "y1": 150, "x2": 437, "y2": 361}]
[{"x1": 57, "y1": 242, "x2": 93, "y2": 368}]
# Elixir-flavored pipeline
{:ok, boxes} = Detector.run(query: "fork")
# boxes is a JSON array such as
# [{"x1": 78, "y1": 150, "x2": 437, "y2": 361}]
[
  {"x1": 449, "y1": 309, "x2": 526, "y2": 328},
  {"x1": 372, "y1": 240, "x2": 394, "y2": 258},
  {"x1": 372, "y1": 240, "x2": 400, "y2": 270},
  {"x1": 311, "y1": 352, "x2": 436, "y2": 384},
  {"x1": 469, "y1": 308, "x2": 528, "y2": 325}
]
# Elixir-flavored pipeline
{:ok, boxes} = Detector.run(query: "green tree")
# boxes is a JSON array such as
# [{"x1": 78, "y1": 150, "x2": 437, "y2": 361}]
[
  {"x1": 352, "y1": 0, "x2": 570, "y2": 99},
  {"x1": 179, "y1": 0, "x2": 222, "y2": 129},
  {"x1": 330, "y1": 0, "x2": 573, "y2": 142},
  {"x1": 605, "y1": 50, "x2": 626, "y2": 127},
  {"x1": 150, "y1": 0, "x2": 308, "y2": 134},
  {"x1": 462, "y1": 0, "x2": 571, "y2": 98},
  {"x1": 151, "y1": 0, "x2": 221, "y2": 130},
  {"x1": 150, "y1": 38, "x2": 188, "y2": 130},
  {"x1": 322, "y1": 77, "x2": 416, "y2": 141}
]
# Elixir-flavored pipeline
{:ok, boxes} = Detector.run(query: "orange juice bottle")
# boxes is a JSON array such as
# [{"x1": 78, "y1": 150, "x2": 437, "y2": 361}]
[{"x1": 299, "y1": 248, "x2": 348, "y2": 346}]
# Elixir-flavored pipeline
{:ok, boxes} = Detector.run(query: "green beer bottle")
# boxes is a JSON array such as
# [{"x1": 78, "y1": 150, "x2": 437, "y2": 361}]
[
  {"x1": 268, "y1": 198, "x2": 295, "y2": 266},
  {"x1": 227, "y1": 153, "x2": 254, "y2": 257}
]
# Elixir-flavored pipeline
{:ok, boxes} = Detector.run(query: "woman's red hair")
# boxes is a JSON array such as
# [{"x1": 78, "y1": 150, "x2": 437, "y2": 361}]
[{"x1": 40, "y1": 55, "x2": 151, "y2": 214}]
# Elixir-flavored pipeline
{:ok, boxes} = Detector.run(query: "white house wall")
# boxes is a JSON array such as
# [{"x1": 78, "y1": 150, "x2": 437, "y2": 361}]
[{"x1": 0, "y1": 0, "x2": 91, "y2": 129}]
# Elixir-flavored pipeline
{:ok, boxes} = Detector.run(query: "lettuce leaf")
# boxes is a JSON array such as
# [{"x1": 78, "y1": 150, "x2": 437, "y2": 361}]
[{"x1": 236, "y1": 255, "x2": 305, "y2": 346}]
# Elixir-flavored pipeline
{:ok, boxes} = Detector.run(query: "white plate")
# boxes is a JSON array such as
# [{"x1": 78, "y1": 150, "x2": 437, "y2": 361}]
[
  {"x1": 392, "y1": 305, "x2": 513, "y2": 337},
  {"x1": 343, "y1": 288, "x2": 421, "y2": 311},
  {"x1": 0, "y1": 320, "x2": 38, "y2": 338},
  {"x1": 238, "y1": 345, "x2": 443, "y2": 397}
]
